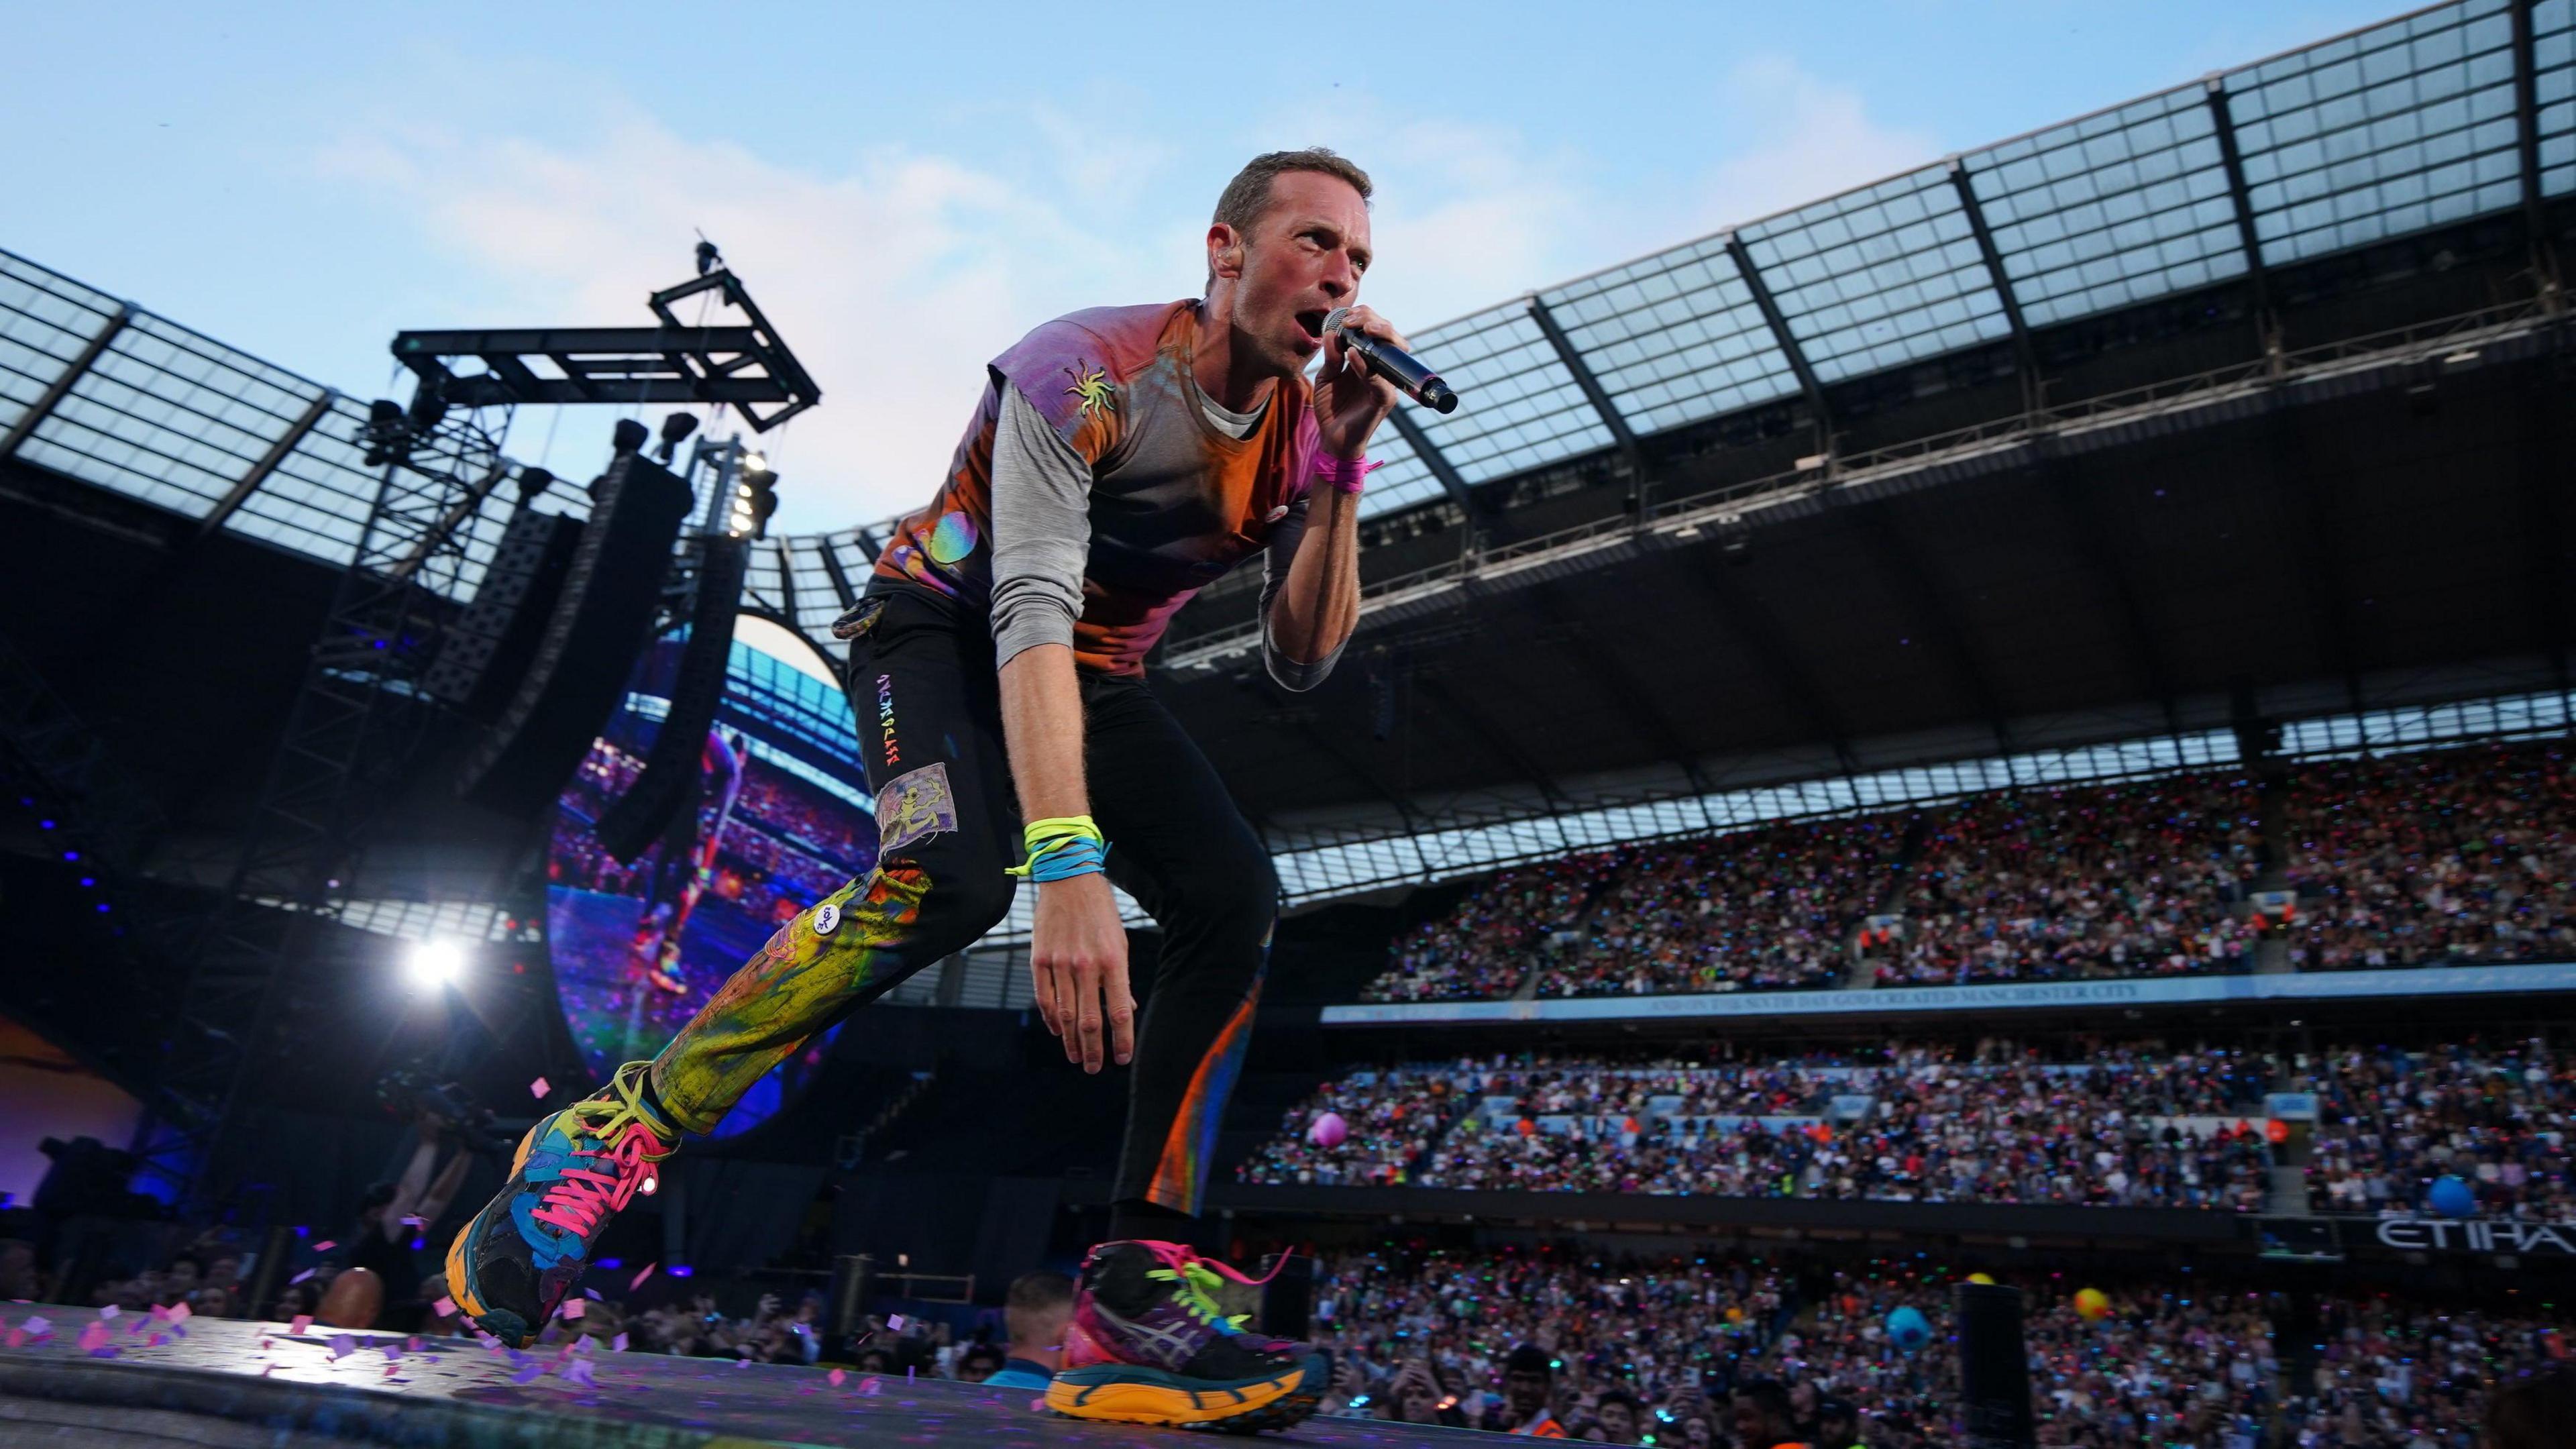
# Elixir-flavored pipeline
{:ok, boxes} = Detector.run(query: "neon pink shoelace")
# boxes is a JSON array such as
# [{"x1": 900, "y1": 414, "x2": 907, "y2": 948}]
[{"x1": 531, "y1": 1119, "x2": 667, "y2": 1237}]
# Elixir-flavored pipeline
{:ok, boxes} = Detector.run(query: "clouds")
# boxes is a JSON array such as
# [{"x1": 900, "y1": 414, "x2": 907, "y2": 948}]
[{"x1": 311, "y1": 54, "x2": 1933, "y2": 535}]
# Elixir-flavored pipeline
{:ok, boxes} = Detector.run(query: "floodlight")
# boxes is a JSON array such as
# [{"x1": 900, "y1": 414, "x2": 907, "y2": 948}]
[{"x1": 406, "y1": 938, "x2": 464, "y2": 991}]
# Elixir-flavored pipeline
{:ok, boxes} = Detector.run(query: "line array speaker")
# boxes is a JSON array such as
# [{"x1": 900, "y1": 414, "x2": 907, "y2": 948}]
[{"x1": 593, "y1": 532, "x2": 749, "y2": 862}]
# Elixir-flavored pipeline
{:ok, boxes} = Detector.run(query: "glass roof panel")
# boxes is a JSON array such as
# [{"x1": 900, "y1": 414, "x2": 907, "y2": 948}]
[
  {"x1": 20, "y1": 312, "x2": 315, "y2": 523},
  {"x1": 1738, "y1": 165, "x2": 2012, "y2": 383},
  {"x1": 221, "y1": 394, "x2": 383, "y2": 564},
  {"x1": 1352, "y1": 424, "x2": 1445, "y2": 519},
  {"x1": 0, "y1": 250, "x2": 119, "y2": 441},
  {"x1": 2538, "y1": 0, "x2": 2575, "y2": 197},
  {"x1": 2228, "y1": 0, "x2": 2523, "y2": 266},
  {"x1": 1964, "y1": 85, "x2": 2249, "y2": 327},
  {"x1": 1536, "y1": 233, "x2": 1800, "y2": 435},
  {"x1": 1396, "y1": 303, "x2": 1617, "y2": 486}
]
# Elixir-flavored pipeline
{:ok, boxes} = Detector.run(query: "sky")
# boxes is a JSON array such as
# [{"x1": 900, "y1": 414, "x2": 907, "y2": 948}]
[{"x1": 2, "y1": 0, "x2": 2410, "y2": 535}]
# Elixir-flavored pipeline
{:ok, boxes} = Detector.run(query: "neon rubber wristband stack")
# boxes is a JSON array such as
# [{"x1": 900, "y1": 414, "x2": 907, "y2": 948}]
[
  {"x1": 1006, "y1": 815, "x2": 1110, "y2": 881},
  {"x1": 1312, "y1": 452, "x2": 1383, "y2": 496}
]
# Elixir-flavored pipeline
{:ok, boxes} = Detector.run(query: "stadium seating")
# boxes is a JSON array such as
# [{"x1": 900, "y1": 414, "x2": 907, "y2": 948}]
[{"x1": 1360, "y1": 743, "x2": 2575, "y2": 1003}]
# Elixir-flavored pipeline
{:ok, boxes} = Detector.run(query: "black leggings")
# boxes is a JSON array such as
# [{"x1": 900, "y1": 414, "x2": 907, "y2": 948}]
[{"x1": 645, "y1": 584, "x2": 1276, "y2": 1215}]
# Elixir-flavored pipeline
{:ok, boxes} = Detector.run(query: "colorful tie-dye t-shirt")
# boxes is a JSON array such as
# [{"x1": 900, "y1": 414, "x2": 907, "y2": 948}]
[{"x1": 871, "y1": 299, "x2": 1322, "y2": 678}]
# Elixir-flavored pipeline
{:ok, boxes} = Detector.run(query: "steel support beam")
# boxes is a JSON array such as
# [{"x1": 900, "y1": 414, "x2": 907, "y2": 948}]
[
  {"x1": 1517, "y1": 586, "x2": 1711, "y2": 798},
  {"x1": 1, "y1": 303, "x2": 133, "y2": 462},
  {"x1": 1850, "y1": 502, "x2": 2012, "y2": 748},
  {"x1": 1385, "y1": 409, "x2": 1483, "y2": 521},
  {"x1": 816, "y1": 535, "x2": 860, "y2": 608},
  {"x1": 2512, "y1": 0, "x2": 2565, "y2": 304},
  {"x1": 2032, "y1": 445, "x2": 2182, "y2": 729},
  {"x1": 197, "y1": 389, "x2": 336, "y2": 541},
  {"x1": 1415, "y1": 672, "x2": 1566, "y2": 806},
  {"x1": 1948, "y1": 160, "x2": 2039, "y2": 404},
  {"x1": 767, "y1": 541, "x2": 797, "y2": 627},
  {"x1": 1526, "y1": 296, "x2": 1646, "y2": 487},
  {"x1": 1723, "y1": 234, "x2": 1832, "y2": 434},
  {"x1": 850, "y1": 524, "x2": 884, "y2": 564},
  {"x1": 2204, "y1": 78, "x2": 2277, "y2": 349},
  {"x1": 1670, "y1": 556, "x2": 1858, "y2": 773}
]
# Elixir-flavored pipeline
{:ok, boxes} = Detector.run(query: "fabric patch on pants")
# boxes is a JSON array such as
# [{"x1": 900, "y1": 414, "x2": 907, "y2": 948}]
[{"x1": 877, "y1": 761, "x2": 961, "y2": 854}]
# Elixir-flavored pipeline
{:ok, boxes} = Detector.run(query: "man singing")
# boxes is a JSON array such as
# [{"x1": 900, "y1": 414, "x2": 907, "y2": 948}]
[{"x1": 447, "y1": 148, "x2": 1403, "y2": 1432}]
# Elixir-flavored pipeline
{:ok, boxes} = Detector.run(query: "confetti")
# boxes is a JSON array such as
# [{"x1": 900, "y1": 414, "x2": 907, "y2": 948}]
[
  {"x1": 313, "y1": 1240, "x2": 337, "y2": 1253},
  {"x1": 562, "y1": 1358, "x2": 598, "y2": 1388},
  {"x1": 382, "y1": 1342, "x2": 402, "y2": 1362},
  {"x1": 612, "y1": 1332, "x2": 630, "y2": 1352},
  {"x1": 22, "y1": 1317, "x2": 50, "y2": 1338},
  {"x1": 330, "y1": 1334, "x2": 358, "y2": 1360},
  {"x1": 290, "y1": 1315, "x2": 314, "y2": 1336},
  {"x1": 3, "y1": 1330, "x2": 21, "y2": 1349},
  {"x1": 630, "y1": 1263, "x2": 657, "y2": 1291},
  {"x1": 735, "y1": 1358, "x2": 752, "y2": 1369},
  {"x1": 886, "y1": 1313, "x2": 906, "y2": 1330},
  {"x1": 584, "y1": 1289, "x2": 602, "y2": 1301},
  {"x1": 407, "y1": 1337, "x2": 425, "y2": 1352},
  {"x1": 828, "y1": 1368, "x2": 846, "y2": 1387},
  {"x1": 861, "y1": 1378, "x2": 883, "y2": 1396},
  {"x1": 97, "y1": 1305, "x2": 119, "y2": 1320},
  {"x1": 562, "y1": 1298, "x2": 585, "y2": 1321},
  {"x1": 433, "y1": 1297, "x2": 457, "y2": 1317},
  {"x1": 512, "y1": 1360, "x2": 547, "y2": 1385},
  {"x1": 531, "y1": 1076, "x2": 551, "y2": 1099},
  {"x1": 1030, "y1": 1397, "x2": 1049, "y2": 1412},
  {"x1": 288, "y1": 1269, "x2": 316, "y2": 1285},
  {"x1": 78, "y1": 1322, "x2": 109, "y2": 1352}
]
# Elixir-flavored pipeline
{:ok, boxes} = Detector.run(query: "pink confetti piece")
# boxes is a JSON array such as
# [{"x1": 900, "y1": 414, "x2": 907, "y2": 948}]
[
  {"x1": 886, "y1": 1313, "x2": 906, "y2": 1330},
  {"x1": 3, "y1": 1330, "x2": 22, "y2": 1350},
  {"x1": 290, "y1": 1315, "x2": 314, "y2": 1336},
  {"x1": 166, "y1": 1303, "x2": 191, "y2": 1324},
  {"x1": 312, "y1": 1240, "x2": 336, "y2": 1253},
  {"x1": 861, "y1": 1376, "x2": 883, "y2": 1396},
  {"x1": 148, "y1": 1332, "x2": 170, "y2": 1348},
  {"x1": 629, "y1": 1263, "x2": 656, "y2": 1291},
  {"x1": 1030, "y1": 1397, "x2": 1048, "y2": 1412},
  {"x1": 561, "y1": 1298, "x2": 585, "y2": 1321},
  {"x1": 261, "y1": 1364, "x2": 274, "y2": 1377},
  {"x1": 433, "y1": 1297, "x2": 456, "y2": 1318},
  {"x1": 22, "y1": 1316, "x2": 50, "y2": 1337},
  {"x1": 260, "y1": 1338, "x2": 273, "y2": 1350},
  {"x1": 148, "y1": 1304, "x2": 171, "y2": 1322},
  {"x1": 78, "y1": 1323, "x2": 109, "y2": 1352},
  {"x1": 407, "y1": 1337, "x2": 425, "y2": 1352},
  {"x1": 611, "y1": 1332, "x2": 629, "y2": 1352},
  {"x1": 384, "y1": 1363, "x2": 401, "y2": 1379},
  {"x1": 530, "y1": 1076, "x2": 551, "y2": 1099},
  {"x1": 828, "y1": 1368, "x2": 845, "y2": 1387},
  {"x1": 329, "y1": 1334, "x2": 357, "y2": 1360}
]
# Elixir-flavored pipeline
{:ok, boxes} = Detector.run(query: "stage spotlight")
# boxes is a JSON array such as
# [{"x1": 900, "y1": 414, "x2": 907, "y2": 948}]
[
  {"x1": 612, "y1": 418, "x2": 650, "y2": 457},
  {"x1": 735, "y1": 454, "x2": 780, "y2": 539},
  {"x1": 515, "y1": 466, "x2": 555, "y2": 506},
  {"x1": 406, "y1": 938, "x2": 464, "y2": 992},
  {"x1": 654, "y1": 411, "x2": 700, "y2": 464}
]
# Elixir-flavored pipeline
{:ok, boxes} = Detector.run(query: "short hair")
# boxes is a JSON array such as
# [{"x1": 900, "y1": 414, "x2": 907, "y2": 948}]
[
  {"x1": 960, "y1": 1342, "x2": 1007, "y2": 1371},
  {"x1": 1595, "y1": 1387, "x2": 1640, "y2": 1415},
  {"x1": 1735, "y1": 1379, "x2": 1794, "y2": 1425},
  {"x1": 1004, "y1": 1270, "x2": 1074, "y2": 1345},
  {"x1": 1505, "y1": 1343, "x2": 1556, "y2": 1377},
  {"x1": 1207, "y1": 148, "x2": 1374, "y2": 288},
  {"x1": 2489, "y1": 1363, "x2": 2576, "y2": 1449}
]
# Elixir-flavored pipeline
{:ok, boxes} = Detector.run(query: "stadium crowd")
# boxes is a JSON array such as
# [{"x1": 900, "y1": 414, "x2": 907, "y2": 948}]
[
  {"x1": 2279, "y1": 1295, "x2": 2570, "y2": 1448},
  {"x1": 1879, "y1": 774, "x2": 2261, "y2": 987},
  {"x1": 1362, "y1": 856, "x2": 1617, "y2": 1002},
  {"x1": 1245, "y1": 1042, "x2": 2279, "y2": 1212},
  {"x1": 1357, "y1": 742, "x2": 2576, "y2": 1004},
  {"x1": 1309, "y1": 1245, "x2": 2292, "y2": 1446},
  {"x1": 1540, "y1": 818, "x2": 1907, "y2": 997},
  {"x1": 2302, "y1": 1040, "x2": 2576, "y2": 1222},
  {"x1": 2285, "y1": 742, "x2": 2576, "y2": 973}
]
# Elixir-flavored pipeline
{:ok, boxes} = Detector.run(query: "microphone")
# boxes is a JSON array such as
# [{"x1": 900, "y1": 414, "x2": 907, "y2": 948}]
[{"x1": 1324, "y1": 307, "x2": 1459, "y2": 415}]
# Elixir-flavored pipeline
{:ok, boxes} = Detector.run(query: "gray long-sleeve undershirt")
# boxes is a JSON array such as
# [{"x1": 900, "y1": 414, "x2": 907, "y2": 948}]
[{"x1": 986, "y1": 383, "x2": 1342, "y2": 690}]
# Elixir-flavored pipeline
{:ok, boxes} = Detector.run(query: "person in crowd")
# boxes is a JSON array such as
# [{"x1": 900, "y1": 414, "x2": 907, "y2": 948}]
[
  {"x1": 1734, "y1": 1380, "x2": 1809, "y2": 1449},
  {"x1": 983, "y1": 1270, "x2": 1076, "y2": 1390}
]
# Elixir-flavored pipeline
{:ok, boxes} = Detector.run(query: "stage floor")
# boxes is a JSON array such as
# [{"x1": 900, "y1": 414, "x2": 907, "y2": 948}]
[{"x1": 0, "y1": 1304, "x2": 1488, "y2": 1447}]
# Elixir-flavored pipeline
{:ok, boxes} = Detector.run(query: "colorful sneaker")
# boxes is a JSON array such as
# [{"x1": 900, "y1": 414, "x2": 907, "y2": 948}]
[
  {"x1": 442, "y1": 1061, "x2": 674, "y2": 1346},
  {"x1": 1046, "y1": 1240, "x2": 1328, "y2": 1434}
]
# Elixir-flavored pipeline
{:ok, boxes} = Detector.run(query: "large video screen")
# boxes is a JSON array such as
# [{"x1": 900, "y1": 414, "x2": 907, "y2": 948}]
[{"x1": 545, "y1": 616, "x2": 874, "y2": 1138}]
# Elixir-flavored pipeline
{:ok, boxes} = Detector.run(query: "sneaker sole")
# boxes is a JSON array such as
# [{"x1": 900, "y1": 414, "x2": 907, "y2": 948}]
[
  {"x1": 1045, "y1": 1352, "x2": 1325, "y2": 1432},
  {"x1": 441, "y1": 1120, "x2": 546, "y2": 1347}
]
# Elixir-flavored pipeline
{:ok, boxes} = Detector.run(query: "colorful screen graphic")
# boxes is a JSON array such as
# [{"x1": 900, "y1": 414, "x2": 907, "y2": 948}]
[{"x1": 545, "y1": 618, "x2": 874, "y2": 1138}]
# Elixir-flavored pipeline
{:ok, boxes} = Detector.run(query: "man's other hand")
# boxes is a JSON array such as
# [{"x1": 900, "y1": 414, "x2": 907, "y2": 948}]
[{"x1": 1030, "y1": 873, "x2": 1134, "y2": 1072}]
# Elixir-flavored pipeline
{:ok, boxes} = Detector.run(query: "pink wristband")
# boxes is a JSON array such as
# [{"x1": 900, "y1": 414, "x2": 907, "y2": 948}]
[{"x1": 1312, "y1": 452, "x2": 1384, "y2": 496}]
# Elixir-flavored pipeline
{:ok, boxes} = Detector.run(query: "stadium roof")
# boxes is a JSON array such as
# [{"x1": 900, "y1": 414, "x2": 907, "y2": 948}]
[{"x1": 7, "y1": 0, "x2": 2565, "y2": 625}]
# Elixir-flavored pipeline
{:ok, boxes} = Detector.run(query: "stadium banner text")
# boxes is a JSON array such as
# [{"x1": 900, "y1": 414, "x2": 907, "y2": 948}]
[
  {"x1": 1319, "y1": 962, "x2": 2576, "y2": 1026},
  {"x1": 2374, "y1": 1218, "x2": 2576, "y2": 1257}
]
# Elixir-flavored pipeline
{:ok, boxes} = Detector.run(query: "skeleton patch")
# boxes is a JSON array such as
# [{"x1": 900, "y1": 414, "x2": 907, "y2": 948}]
[{"x1": 876, "y1": 761, "x2": 960, "y2": 855}]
